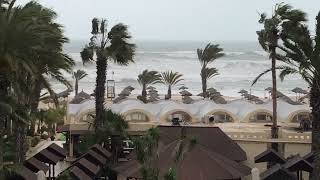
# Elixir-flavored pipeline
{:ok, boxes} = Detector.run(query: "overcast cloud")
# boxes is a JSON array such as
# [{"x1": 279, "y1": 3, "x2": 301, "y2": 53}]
[{"x1": 17, "y1": 0, "x2": 320, "y2": 41}]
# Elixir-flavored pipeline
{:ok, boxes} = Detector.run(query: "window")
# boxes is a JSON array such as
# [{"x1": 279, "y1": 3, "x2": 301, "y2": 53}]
[
  {"x1": 249, "y1": 112, "x2": 272, "y2": 122},
  {"x1": 208, "y1": 112, "x2": 234, "y2": 123},
  {"x1": 292, "y1": 112, "x2": 311, "y2": 123},
  {"x1": 125, "y1": 112, "x2": 148, "y2": 122}
]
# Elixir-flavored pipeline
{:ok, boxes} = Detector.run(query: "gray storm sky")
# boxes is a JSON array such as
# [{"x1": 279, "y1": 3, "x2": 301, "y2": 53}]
[{"x1": 18, "y1": 0, "x2": 320, "y2": 41}]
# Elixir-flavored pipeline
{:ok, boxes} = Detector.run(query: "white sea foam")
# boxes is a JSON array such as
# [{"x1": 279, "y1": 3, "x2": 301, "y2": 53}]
[{"x1": 53, "y1": 41, "x2": 308, "y2": 97}]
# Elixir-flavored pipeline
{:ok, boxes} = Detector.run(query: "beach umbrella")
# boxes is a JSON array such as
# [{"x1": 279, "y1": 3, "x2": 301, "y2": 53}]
[
  {"x1": 147, "y1": 86, "x2": 156, "y2": 90},
  {"x1": 124, "y1": 86, "x2": 135, "y2": 91},
  {"x1": 179, "y1": 85, "x2": 188, "y2": 90},
  {"x1": 113, "y1": 96, "x2": 127, "y2": 103},
  {"x1": 118, "y1": 89, "x2": 131, "y2": 96},
  {"x1": 210, "y1": 91, "x2": 222, "y2": 97},
  {"x1": 292, "y1": 87, "x2": 308, "y2": 102},
  {"x1": 148, "y1": 89, "x2": 158, "y2": 93},
  {"x1": 182, "y1": 96, "x2": 194, "y2": 104},
  {"x1": 56, "y1": 89, "x2": 71, "y2": 98},
  {"x1": 70, "y1": 96, "x2": 85, "y2": 104},
  {"x1": 197, "y1": 92, "x2": 204, "y2": 97},
  {"x1": 265, "y1": 87, "x2": 273, "y2": 91},
  {"x1": 78, "y1": 90, "x2": 91, "y2": 99},
  {"x1": 179, "y1": 90, "x2": 192, "y2": 96},
  {"x1": 292, "y1": 87, "x2": 308, "y2": 94},
  {"x1": 207, "y1": 87, "x2": 217, "y2": 92},
  {"x1": 238, "y1": 89, "x2": 248, "y2": 94},
  {"x1": 211, "y1": 96, "x2": 227, "y2": 104}
]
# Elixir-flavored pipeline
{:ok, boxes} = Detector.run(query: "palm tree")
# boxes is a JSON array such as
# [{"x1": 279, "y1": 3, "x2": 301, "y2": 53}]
[
  {"x1": 81, "y1": 19, "x2": 135, "y2": 128},
  {"x1": 0, "y1": 1, "x2": 74, "y2": 163},
  {"x1": 137, "y1": 70, "x2": 161, "y2": 103},
  {"x1": 160, "y1": 71, "x2": 184, "y2": 99},
  {"x1": 197, "y1": 44, "x2": 224, "y2": 97},
  {"x1": 73, "y1": 70, "x2": 88, "y2": 96},
  {"x1": 201, "y1": 67, "x2": 219, "y2": 97},
  {"x1": 275, "y1": 11, "x2": 320, "y2": 179},
  {"x1": 252, "y1": 3, "x2": 306, "y2": 152}
]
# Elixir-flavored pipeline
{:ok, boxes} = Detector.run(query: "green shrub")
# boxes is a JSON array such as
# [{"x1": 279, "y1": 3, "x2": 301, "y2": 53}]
[{"x1": 31, "y1": 136, "x2": 41, "y2": 147}]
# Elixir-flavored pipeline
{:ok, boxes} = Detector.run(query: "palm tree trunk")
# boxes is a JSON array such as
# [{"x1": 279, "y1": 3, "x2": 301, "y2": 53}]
[
  {"x1": 168, "y1": 85, "x2": 172, "y2": 99},
  {"x1": 270, "y1": 47, "x2": 278, "y2": 152},
  {"x1": 142, "y1": 84, "x2": 147, "y2": 103},
  {"x1": 95, "y1": 51, "x2": 107, "y2": 128},
  {"x1": 0, "y1": 136, "x2": 3, "y2": 170},
  {"x1": 201, "y1": 68, "x2": 207, "y2": 98},
  {"x1": 15, "y1": 123, "x2": 27, "y2": 163},
  {"x1": 75, "y1": 79, "x2": 79, "y2": 96},
  {"x1": 311, "y1": 79, "x2": 320, "y2": 180},
  {"x1": 29, "y1": 81, "x2": 41, "y2": 136}
]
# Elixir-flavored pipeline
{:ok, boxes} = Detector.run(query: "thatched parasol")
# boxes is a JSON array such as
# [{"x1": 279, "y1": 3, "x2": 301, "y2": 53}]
[
  {"x1": 182, "y1": 96, "x2": 194, "y2": 104},
  {"x1": 78, "y1": 90, "x2": 91, "y2": 99},
  {"x1": 113, "y1": 96, "x2": 127, "y2": 104},
  {"x1": 179, "y1": 90, "x2": 192, "y2": 96},
  {"x1": 124, "y1": 86, "x2": 135, "y2": 91},
  {"x1": 118, "y1": 89, "x2": 131, "y2": 96},
  {"x1": 56, "y1": 89, "x2": 72, "y2": 98},
  {"x1": 292, "y1": 87, "x2": 308, "y2": 94},
  {"x1": 265, "y1": 87, "x2": 273, "y2": 91},
  {"x1": 211, "y1": 96, "x2": 227, "y2": 104},
  {"x1": 179, "y1": 85, "x2": 188, "y2": 90},
  {"x1": 238, "y1": 89, "x2": 248, "y2": 94},
  {"x1": 147, "y1": 86, "x2": 156, "y2": 90},
  {"x1": 69, "y1": 96, "x2": 85, "y2": 104},
  {"x1": 207, "y1": 87, "x2": 217, "y2": 93}
]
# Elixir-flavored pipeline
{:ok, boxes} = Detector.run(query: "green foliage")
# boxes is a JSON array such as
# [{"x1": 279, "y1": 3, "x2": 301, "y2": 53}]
[
  {"x1": 30, "y1": 136, "x2": 40, "y2": 147},
  {"x1": 138, "y1": 70, "x2": 161, "y2": 88},
  {"x1": 164, "y1": 168, "x2": 177, "y2": 180},
  {"x1": 134, "y1": 127, "x2": 160, "y2": 180},
  {"x1": 201, "y1": 67, "x2": 219, "y2": 81},
  {"x1": 160, "y1": 71, "x2": 184, "y2": 86},
  {"x1": 253, "y1": 3, "x2": 307, "y2": 85},
  {"x1": 56, "y1": 169, "x2": 72, "y2": 180},
  {"x1": 73, "y1": 69, "x2": 88, "y2": 81},
  {"x1": 81, "y1": 18, "x2": 135, "y2": 128},
  {"x1": 197, "y1": 43, "x2": 225, "y2": 67},
  {"x1": 78, "y1": 109, "x2": 128, "y2": 153}
]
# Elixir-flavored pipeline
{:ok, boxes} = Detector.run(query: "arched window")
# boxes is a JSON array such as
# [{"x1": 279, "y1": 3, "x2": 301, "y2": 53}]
[
  {"x1": 207, "y1": 112, "x2": 234, "y2": 123},
  {"x1": 125, "y1": 112, "x2": 149, "y2": 122},
  {"x1": 249, "y1": 112, "x2": 272, "y2": 122},
  {"x1": 167, "y1": 111, "x2": 192, "y2": 123},
  {"x1": 292, "y1": 112, "x2": 311, "y2": 123}
]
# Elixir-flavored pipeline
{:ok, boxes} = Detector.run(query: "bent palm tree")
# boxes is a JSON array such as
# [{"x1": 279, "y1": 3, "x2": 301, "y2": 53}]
[
  {"x1": 0, "y1": 0, "x2": 74, "y2": 163},
  {"x1": 276, "y1": 11, "x2": 320, "y2": 179},
  {"x1": 161, "y1": 71, "x2": 184, "y2": 99},
  {"x1": 252, "y1": 3, "x2": 306, "y2": 152},
  {"x1": 197, "y1": 44, "x2": 224, "y2": 97},
  {"x1": 201, "y1": 67, "x2": 219, "y2": 97},
  {"x1": 81, "y1": 19, "x2": 135, "y2": 128},
  {"x1": 137, "y1": 70, "x2": 161, "y2": 103},
  {"x1": 73, "y1": 70, "x2": 88, "y2": 96}
]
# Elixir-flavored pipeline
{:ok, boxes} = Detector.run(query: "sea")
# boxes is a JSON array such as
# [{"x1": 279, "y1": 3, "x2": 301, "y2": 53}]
[{"x1": 52, "y1": 40, "x2": 308, "y2": 98}]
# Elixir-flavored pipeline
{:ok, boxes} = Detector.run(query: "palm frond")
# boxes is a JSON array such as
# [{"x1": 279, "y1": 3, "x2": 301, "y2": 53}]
[
  {"x1": 137, "y1": 70, "x2": 161, "y2": 86},
  {"x1": 160, "y1": 71, "x2": 184, "y2": 86},
  {"x1": 278, "y1": 65, "x2": 298, "y2": 81},
  {"x1": 80, "y1": 46, "x2": 94, "y2": 65},
  {"x1": 73, "y1": 69, "x2": 88, "y2": 80},
  {"x1": 201, "y1": 67, "x2": 219, "y2": 80},
  {"x1": 252, "y1": 68, "x2": 272, "y2": 86}
]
